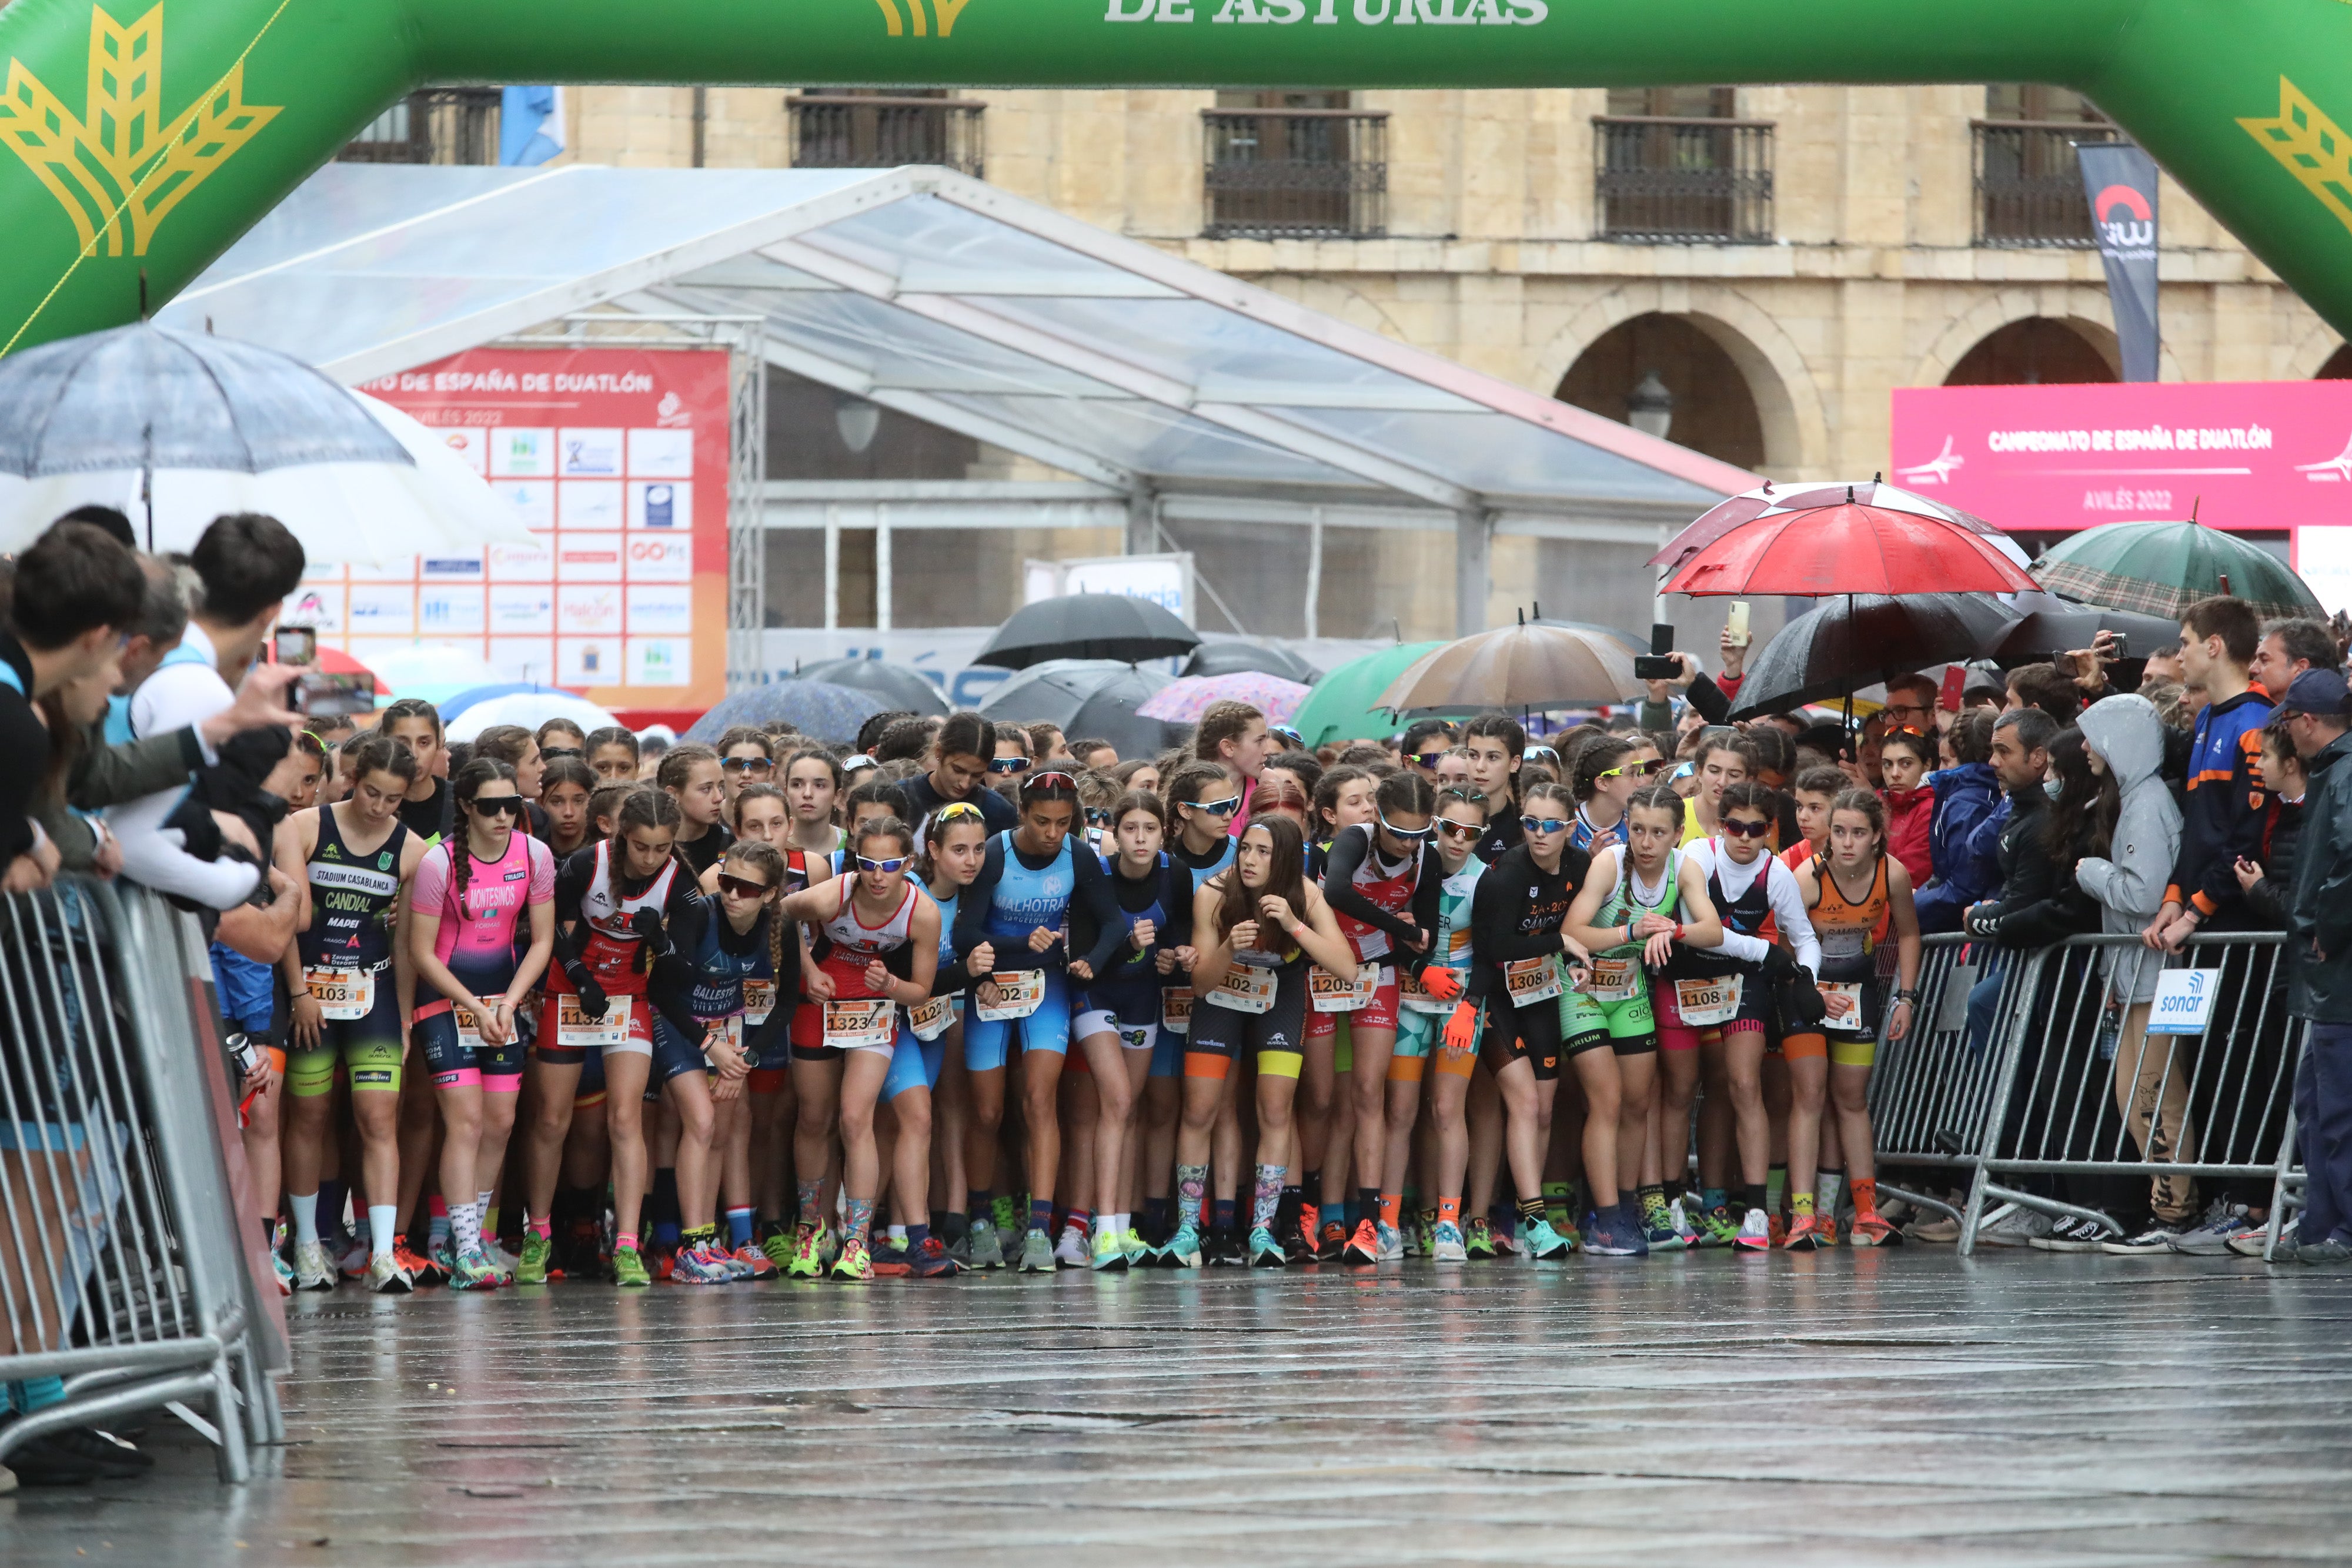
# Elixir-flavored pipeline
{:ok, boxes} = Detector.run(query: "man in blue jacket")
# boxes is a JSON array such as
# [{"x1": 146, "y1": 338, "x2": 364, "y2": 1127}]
[{"x1": 1916, "y1": 708, "x2": 2004, "y2": 934}]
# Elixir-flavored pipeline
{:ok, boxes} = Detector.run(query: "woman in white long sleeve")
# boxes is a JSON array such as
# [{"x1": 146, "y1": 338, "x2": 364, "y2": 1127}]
[{"x1": 1664, "y1": 780, "x2": 1820, "y2": 1251}]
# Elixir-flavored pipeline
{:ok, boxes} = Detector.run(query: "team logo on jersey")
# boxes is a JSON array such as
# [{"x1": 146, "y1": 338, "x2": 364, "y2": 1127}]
[{"x1": 379, "y1": 851, "x2": 393, "y2": 870}]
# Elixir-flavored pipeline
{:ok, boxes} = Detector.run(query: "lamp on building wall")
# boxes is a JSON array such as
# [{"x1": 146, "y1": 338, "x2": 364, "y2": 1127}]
[
  {"x1": 1626, "y1": 370, "x2": 1674, "y2": 440},
  {"x1": 834, "y1": 394, "x2": 881, "y2": 453}
]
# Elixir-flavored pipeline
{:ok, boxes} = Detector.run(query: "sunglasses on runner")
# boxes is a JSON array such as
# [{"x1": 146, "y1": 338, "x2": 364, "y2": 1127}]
[
  {"x1": 720, "y1": 755, "x2": 774, "y2": 773},
  {"x1": 1521, "y1": 815, "x2": 1572, "y2": 835},
  {"x1": 469, "y1": 796, "x2": 525, "y2": 818},
  {"x1": 1190, "y1": 794, "x2": 1242, "y2": 817},
  {"x1": 1378, "y1": 811, "x2": 1433, "y2": 842},
  {"x1": 933, "y1": 801, "x2": 985, "y2": 824},
  {"x1": 1024, "y1": 770, "x2": 1078, "y2": 794},
  {"x1": 1270, "y1": 726, "x2": 1304, "y2": 747},
  {"x1": 1525, "y1": 745, "x2": 1561, "y2": 764},
  {"x1": 717, "y1": 872, "x2": 773, "y2": 898},
  {"x1": 1598, "y1": 757, "x2": 1668, "y2": 781},
  {"x1": 988, "y1": 756, "x2": 1030, "y2": 773},
  {"x1": 1085, "y1": 808, "x2": 1115, "y2": 825},
  {"x1": 1434, "y1": 819, "x2": 1482, "y2": 841},
  {"x1": 1720, "y1": 817, "x2": 1773, "y2": 839},
  {"x1": 540, "y1": 746, "x2": 584, "y2": 761},
  {"x1": 855, "y1": 854, "x2": 910, "y2": 875},
  {"x1": 1408, "y1": 751, "x2": 1446, "y2": 770},
  {"x1": 1255, "y1": 787, "x2": 1307, "y2": 810}
]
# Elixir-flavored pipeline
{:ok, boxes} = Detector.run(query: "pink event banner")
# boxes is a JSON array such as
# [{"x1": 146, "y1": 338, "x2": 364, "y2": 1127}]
[{"x1": 1889, "y1": 381, "x2": 2352, "y2": 537}]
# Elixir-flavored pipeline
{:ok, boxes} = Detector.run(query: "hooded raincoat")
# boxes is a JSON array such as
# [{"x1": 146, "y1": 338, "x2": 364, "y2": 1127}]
[{"x1": 2072, "y1": 694, "x2": 2184, "y2": 1005}]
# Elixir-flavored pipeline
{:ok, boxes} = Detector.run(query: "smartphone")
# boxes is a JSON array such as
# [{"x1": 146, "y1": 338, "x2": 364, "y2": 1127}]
[
  {"x1": 1649, "y1": 621, "x2": 1676, "y2": 656},
  {"x1": 295, "y1": 671, "x2": 375, "y2": 717},
  {"x1": 1633, "y1": 654, "x2": 1681, "y2": 680},
  {"x1": 2109, "y1": 631, "x2": 2129, "y2": 660},
  {"x1": 274, "y1": 625, "x2": 316, "y2": 667},
  {"x1": 1726, "y1": 600, "x2": 1752, "y2": 647}
]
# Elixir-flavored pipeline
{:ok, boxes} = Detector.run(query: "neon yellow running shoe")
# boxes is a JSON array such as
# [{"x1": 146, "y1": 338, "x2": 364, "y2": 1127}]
[
  {"x1": 762, "y1": 1229, "x2": 795, "y2": 1274},
  {"x1": 786, "y1": 1221, "x2": 827, "y2": 1281},
  {"x1": 831, "y1": 1236, "x2": 873, "y2": 1283},
  {"x1": 516, "y1": 1233, "x2": 552, "y2": 1286},
  {"x1": 612, "y1": 1245, "x2": 651, "y2": 1288}
]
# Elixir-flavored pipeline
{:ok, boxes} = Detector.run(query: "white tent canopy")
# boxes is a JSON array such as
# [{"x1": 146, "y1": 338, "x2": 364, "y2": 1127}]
[{"x1": 160, "y1": 163, "x2": 1754, "y2": 634}]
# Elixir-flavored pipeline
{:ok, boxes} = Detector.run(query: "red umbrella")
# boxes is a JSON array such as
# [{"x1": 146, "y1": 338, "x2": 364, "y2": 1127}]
[
  {"x1": 1649, "y1": 478, "x2": 2029, "y2": 576},
  {"x1": 1661, "y1": 486, "x2": 2039, "y2": 597}
]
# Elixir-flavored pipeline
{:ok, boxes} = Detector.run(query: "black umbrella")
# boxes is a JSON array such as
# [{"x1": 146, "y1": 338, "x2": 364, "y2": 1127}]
[
  {"x1": 975, "y1": 593, "x2": 1201, "y2": 670},
  {"x1": 1726, "y1": 593, "x2": 2020, "y2": 718},
  {"x1": 1988, "y1": 591, "x2": 2180, "y2": 671},
  {"x1": 683, "y1": 680, "x2": 886, "y2": 747},
  {"x1": 979, "y1": 659, "x2": 1184, "y2": 759},
  {"x1": 1183, "y1": 638, "x2": 1322, "y2": 684},
  {"x1": 793, "y1": 656, "x2": 950, "y2": 718}
]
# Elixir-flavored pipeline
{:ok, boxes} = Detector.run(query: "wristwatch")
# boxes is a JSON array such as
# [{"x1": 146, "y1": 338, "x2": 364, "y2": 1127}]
[{"x1": 1893, "y1": 988, "x2": 1919, "y2": 1003}]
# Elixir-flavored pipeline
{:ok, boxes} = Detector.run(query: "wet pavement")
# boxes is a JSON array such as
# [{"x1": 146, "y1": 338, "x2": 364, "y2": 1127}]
[{"x1": 6, "y1": 1249, "x2": 2351, "y2": 1566}]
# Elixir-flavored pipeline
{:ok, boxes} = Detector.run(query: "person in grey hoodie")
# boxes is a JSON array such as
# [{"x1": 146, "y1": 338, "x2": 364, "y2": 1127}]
[{"x1": 2073, "y1": 694, "x2": 2195, "y2": 1240}]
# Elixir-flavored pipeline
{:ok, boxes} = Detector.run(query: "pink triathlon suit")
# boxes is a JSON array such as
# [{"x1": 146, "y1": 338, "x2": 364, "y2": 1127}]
[{"x1": 411, "y1": 832, "x2": 556, "y2": 1089}]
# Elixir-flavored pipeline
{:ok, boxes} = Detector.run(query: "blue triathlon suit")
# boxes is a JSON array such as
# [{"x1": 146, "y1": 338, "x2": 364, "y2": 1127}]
[
  {"x1": 655, "y1": 901, "x2": 784, "y2": 1083},
  {"x1": 886, "y1": 887, "x2": 957, "y2": 1102},
  {"x1": 962, "y1": 832, "x2": 1079, "y2": 1072}
]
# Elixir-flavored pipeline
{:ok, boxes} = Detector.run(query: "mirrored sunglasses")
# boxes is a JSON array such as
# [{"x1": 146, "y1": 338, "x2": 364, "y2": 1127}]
[{"x1": 856, "y1": 854, "x2": 910, "y2": 875}]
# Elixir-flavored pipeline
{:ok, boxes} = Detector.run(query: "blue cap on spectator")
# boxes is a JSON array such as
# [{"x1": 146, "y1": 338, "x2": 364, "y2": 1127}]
[{"x1": 2280, "y1": 666, "x2": 2350, "y2": 718}]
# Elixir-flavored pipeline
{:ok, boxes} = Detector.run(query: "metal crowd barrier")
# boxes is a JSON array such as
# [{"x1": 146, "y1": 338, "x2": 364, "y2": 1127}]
[
  {"x1": 0, "y1": 875, "x2": 286, "y2": 1481},
  {"x1": 1869, "y1": 930, "x2": 2306, "y2": 1256}
]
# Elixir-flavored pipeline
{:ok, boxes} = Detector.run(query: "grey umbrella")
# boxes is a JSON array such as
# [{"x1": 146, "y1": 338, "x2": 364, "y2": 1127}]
[
  {"x1": 1989, "y1": 591, "x2": 2182, "y2": 671},
  {"x1": 793, "y1": 657, "x2": 951, "y2": 718},
  {"x1": 975, "y1": 593, "x2": 1201, "y2": 670},
  {"x1": 979, "y1": 659, "x2": 1183, "y2": 759},
  {"x1": 0, "y1": 322, "x2": 410, "y2": 549},
  {"x1": 683, "y1": 680, "x2": 888, "y2": 747},
  {"x1": 1184, "y1": 638, "x2": 1322, "y2": 684}
]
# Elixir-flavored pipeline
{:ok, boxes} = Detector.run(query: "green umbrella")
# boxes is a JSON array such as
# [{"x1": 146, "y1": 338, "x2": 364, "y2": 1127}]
[
  {"x1": 1288, "y1": 641, "x2": 1445, "y2": 748},
  {"x1": 2033, "y1": 520, "x2": 2324, "y2": 622}
]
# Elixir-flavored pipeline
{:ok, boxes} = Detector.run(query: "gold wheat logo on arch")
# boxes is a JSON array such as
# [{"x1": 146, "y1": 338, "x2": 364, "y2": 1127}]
[
  {"x1": 871, "y1": 0, "x2": 973, "y2": 36},
  {"x1": 0, "y1": 3, "x2": 280, "y2": 258}
]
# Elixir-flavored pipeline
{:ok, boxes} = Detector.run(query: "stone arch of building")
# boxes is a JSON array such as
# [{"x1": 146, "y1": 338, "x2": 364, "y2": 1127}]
[{"x1": 1909, "y1": 287, "x2": 2186, "y2": 387}]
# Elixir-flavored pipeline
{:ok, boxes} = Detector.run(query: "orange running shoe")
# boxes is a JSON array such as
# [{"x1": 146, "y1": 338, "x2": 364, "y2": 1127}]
[
  {"x1": 395, "y1": 1242, "x2": 443, "y2": 1286},
  {"x1": 1848, "y1": 1211, "x2": 1901, "y2": 1248},
  {"x1": 734, "y1": 1242, "x2": 780, "y2": 1278},
  {"x1": 1782, "y1": 1213, "x2": 1825, "y2": 1252},
  {"x1": 1768, "y1": 1213, "x2": 1786, "y2": 1248},
  {"x1": 1342, "y1": 1218, "x2": 1380, "y2": 1265}
]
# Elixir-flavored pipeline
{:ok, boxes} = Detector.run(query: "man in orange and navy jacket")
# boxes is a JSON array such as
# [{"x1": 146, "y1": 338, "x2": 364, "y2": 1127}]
[{"x1": 2149, "y1": 596, "x2": 2276, "y2": 950}]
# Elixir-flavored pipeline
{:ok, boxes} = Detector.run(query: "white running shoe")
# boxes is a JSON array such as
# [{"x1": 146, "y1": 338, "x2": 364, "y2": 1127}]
[
  {"x1": 366, "y1": 1251, "x2": 414, "y2": 1295},
  {"x1": 1430, "y1": 1221, "x2": 1468, "y2": 1263},
  {"x1": 1054, "y1": 1225, "x2": 1090, "y2": 1269},
  {"x1": 292, "y1": 1241, "x2": 338, "y2": 1291}
]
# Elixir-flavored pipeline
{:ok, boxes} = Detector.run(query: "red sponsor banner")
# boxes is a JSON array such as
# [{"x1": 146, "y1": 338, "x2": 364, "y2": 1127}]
[
  {"x1": 315, "y1": 347, "x2": 729, "y2": 717},
  {"x1": 1889, "y1": 380, "x2": 2352, "y2": 539}
]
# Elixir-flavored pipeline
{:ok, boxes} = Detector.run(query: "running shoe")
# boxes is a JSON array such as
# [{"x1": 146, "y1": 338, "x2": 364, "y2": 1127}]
[
  {"x1": 272, "y1": 1248, "x2": 295, "y2": 1297},
  {"x1": 1768, "y1": 1213, "x2": 1787, "y2": 1248},
  {"x1": 873, "y1": 1235, "x2": 912, "y2": 1278},
  {"x1": 908, "y1": 1235, "x2": 958, "y2": 1278},
  {"x1": 2231, "y1": 1219, "x2": 2292, "y2": 1259},
  {"x1": 829, "y1": 1236, "x2": 873, "y2": 1283},
  {"x1": 1160, "y1": 1222, "x2": 1205, "y2": 1269},
  {"x1": 964, "y1": 1219, "x2": 1005, "y2": 1271},
  {"x1": 732, "y1": 1243, "x2": 779, "y2": 1280},
  {"x1": 786, "y1": 1221, "x2": 827, "y2": 1281},
  {"x1": 1431, "y1": 1221, "x2": 1468, "y2": 1263},
  {"x1": 450, "y1": 1245, "x2": 503, "y2": 1290},
  {"x1": 1814, "y1": 1211, "x2": 1840, "y2": 1248},
  {"x1": 763, "y1": 1229, "x2": 796, "y2": 1275},
  {"x1": 1342, "y1": 1218, "x2": 1380, "y2": 1265},
  {"x1": 2033, "y1": 1215, "x2": 2116, "y2": 1252},
  {"x1": 1781, "y1": 1213, "x2": 1825, "y2": 1252},
  {"x1": 1297, "y1": 1206, "x2": 1322, "y2": 1259},
  {"x1": 1248, "y1": 1225, "x2": 1287, "y2": 1267},
  {"x1": 1090, "y1": 1229, "x2": 1130, "y2": 1272},
  {"x1": 1696, "y1": 1205, "x2": 1740, "y2": 1249},
  {"x1": 1735, "y1": 1208, "x2": 1772, "y2": 1253},
  {"x1": 1521, "y1": 1218, "x2": 1572, "y2": 1261},
  {"x1": 652, "y1": 1246, "x2": 679, "y2": 1283},
  {"x1": 670, "y1": 1242, "x2": 729, "y2": 1285},
  {"x1": 1581, "y1": 1208, "x2": 1647, "y2": 1258},
  {"x1": 2170, "y1": 1202, "x2": 2260, "y2": 1256},
  {"x1": 612, "y1": 1245, "x2": 652, "y2": 1288},
  {"x1": 397, "y1": 1242, "x2": 443, "y2": 1287},
  {"x1": 339, "y1": 1237, "x2": 370, "y2": 1281},
  {"x1": 367, "y1": 1251, "x2": 415, "y2": 1295},
  {"x1": 1377, "y1": 1222, "x2": 1405, "y2": 1262},
  {"x1": 1208, "y1": 1227, "x2": 1246, "y2": 1266},
  {"x1": 1639, "y1": 1193, "x2": 1683, "y2": 1253},
  {"x1": 1848, "y1": 1211, "x2": 1903, "y2": 1248},
  {"x1": 1054, "y1": 1226, "x2": 1090, "y2": 1269},
  {"x1": 1317, "y1": 1219, "x2": 1348, "y2": 1262},
  {"x1": 2102, "y1": 1222, "x2": 2184, "y2": 1255},
  {"x1": 430, "y1": 1235, "x2": 455, "y2": 1279},
  {"x1": 517, "y1": 1233, "x2": 553, "y2": 1286},
  {"x1": 292, "y1": 1241, "x2": 338, "y2": 1292},
  {"x1": 1018, "y1": 1229, "x2": 1057, "y2": 1273},
  {"x1": 1668, "y1": 1198, "x2": 1701, "y2": 1249},
  {"x1": 1282, "y1": 1222, "x2": 1316, "y2": 1266},
  {"x1": 1464, "y1": 1216, "x2": 1497, "y2": 1260},
  {"x1": 485, "y1": 1239, "x2": 520, "y2": 1285},
  {"x1": 1122, "y1": 1227, "x2": 1152, "y2": 1267}
]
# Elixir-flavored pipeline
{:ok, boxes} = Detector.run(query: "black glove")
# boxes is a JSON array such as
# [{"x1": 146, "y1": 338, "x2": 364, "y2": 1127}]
[
  {"x1": 630, "y1": 907, "x2": 671, "y2": 957},
  {"x1": 570, "y1": 971, "x2": 609, "y2": 1021}
]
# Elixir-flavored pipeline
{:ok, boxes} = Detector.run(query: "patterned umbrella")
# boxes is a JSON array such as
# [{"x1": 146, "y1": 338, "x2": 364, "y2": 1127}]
[
  {"x1": 2032, "y1": 519, "x2": 2324, "y2": 621},
  {"x1": 683, "y1": 680, "x2": 886, "y2": 747},
  {"x1": 1137, "y1": 671, "x2": 1313, "y2": 726}
]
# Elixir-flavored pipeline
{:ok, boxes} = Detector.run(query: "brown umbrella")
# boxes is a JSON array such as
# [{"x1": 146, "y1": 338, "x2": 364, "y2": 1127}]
[{"x1": 1374, "y1": 621, "x2": 1641, "y2": 714}]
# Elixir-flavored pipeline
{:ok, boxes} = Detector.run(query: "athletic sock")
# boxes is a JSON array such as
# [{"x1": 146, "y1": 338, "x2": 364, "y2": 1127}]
[
  {"x1": 940, "y1": 1211, "x2": 968, "y2": 1245},
  {"x1": 1176, "y1": 1166, "x2": 1207, "y2": 1231},
  {"x1": 368, "y1": 1204, "x2": 397, "y2": 1259},
  {"x1": 1302, "y1": 1169, "x2": 1323, "y2": 1211},
  {"x1": 1743, "y1": 1183, "x2": 1768, "y2": 1217},
  {"x1": 1542, "y1": 1181, "x2": 1571, "y2": 1228},
  {"x1": 1028, "y1": 1197, "x2": 1053, "y2": 1236},
  {"x1": 1766, "y1": 1164, "x2": 1787, "y2": 1216},
  {"x1": 650, "y1": 1168, "x2": 682, "y2": 1249},
  {"x1": 888, "y1": 1223, "x2": 908, "y2": 1245},
  {"x1": 9, "y1": 1376, "x2": 65, "y2": 1414},
  {"x1": 726, "y1": 1206, "x2": 754, "y2": 1248},
  {"x1": 1144, "y1": 1196, "x2": 1170, "y2": 1237},
  {"x1": 1253, "y1": 1165, "x2": 1285, "y2": 1230},
  {"x1": 1112, "y1": 1211, "x2": 1131, "y2": 1237},
  {"x1": 1062, "y1": 1208, "x2": 1091, "y2": 1242},
  {"x1": 1213, "y1": 1196, "x2": 1236, "y2": 1233},
  {"x1": 1792, "y1": 1191, "x2": 1816, "y2": 1219},
  {"x1": 1378, "y1": 1192, "x2": 1402, "y2": 1231},
  {"x1": 316, "y1": 1178, "x2": 347, "y2": 1245},
  {"x1": 796, "y1": 1178, "x2": 824, "y2": 1228},
  {"x1": 452, "y1": 1201, "x2": 482, "y2": 1255},
  {"x1": 1438, "y1": 1196, "x2": 1461, "y2": 1228},
  {"x1": 1818, "y1": 1169, "x2": 1846, "y2": 1221},
  {"x1": 1703, "y1": 1186, "x2": 1729, "y2": 1215},
  {"x1": 428, "y1": 1194, "x2": 450, "y2": 1249},
  {"x1": 1357, "y1": 1186, "x2": 1380, "y2": 1228},
  {"x1": 846, "y1": 1196, "x2": 876, "y2": 1248},
  {"x1": 290, "y1": 1191, "x2": 320, "y2": 1249},
  {"x1": 479, "y1": 1191, "x2": 498, "y2": 1242},
  {"x1": 1850, "y1": 1178, "x2": 1879, "y2": 1217},
  {"x1": 528, "y1": 1215, "x2": 553, "y2": 1241},
  {"x1": 969, "y1": 1189, "x2": 994, "y2": 1231},
  {"x1": 617, "y1": 1231, "x2": 639, "y2": 1254},
  {"x1": 1515, "y1": 1196, "x2": 1546, "y2": 1231}
]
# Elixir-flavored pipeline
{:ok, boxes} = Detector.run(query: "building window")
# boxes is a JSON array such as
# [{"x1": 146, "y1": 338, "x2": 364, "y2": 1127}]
[
  {"x1": 338, "y1": 89, "x2": 503, "y2": 165},
  {"x1": 1593, "y1": 88, "x2": 1773, "y2": 244},
  {"x1": 1202, "y1": 91, "x2": 1387, "y2": 240},
  {"x1": 787, "y1": 91, "x2": 985, "y2": 179},
  {"x1": 1975, "y1": 86, "x2": 2119, "y2": 247}
]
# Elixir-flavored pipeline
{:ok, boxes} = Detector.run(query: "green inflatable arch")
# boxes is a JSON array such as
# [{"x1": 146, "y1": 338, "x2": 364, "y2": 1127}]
[{"x1": 4, "y1": 0, "x2": 2352, "y2": 357}]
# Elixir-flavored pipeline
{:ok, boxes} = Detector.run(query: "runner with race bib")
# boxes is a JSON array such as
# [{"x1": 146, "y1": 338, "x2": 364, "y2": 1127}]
[{"x1": 1399, "y1": 787, "x2": 1488, "y2": 1263}]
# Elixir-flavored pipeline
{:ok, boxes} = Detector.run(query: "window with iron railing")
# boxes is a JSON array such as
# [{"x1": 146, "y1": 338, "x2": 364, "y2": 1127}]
[
  {"x1": 338, "y1": 88, "x2": 503, "y2": 165},
  {"x1": 1592, "y1": 90, "x2": 1772, "y2": 243},
  {"x1": 1974, "y1": 89, "x2": 2120, "y2": 248},
  {"x1": 787, "y1": 91, "x2": 985, "y2": 178},
  {"x1": 1202, "y1": 91, "x2": 1387, "y2": 239}
]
